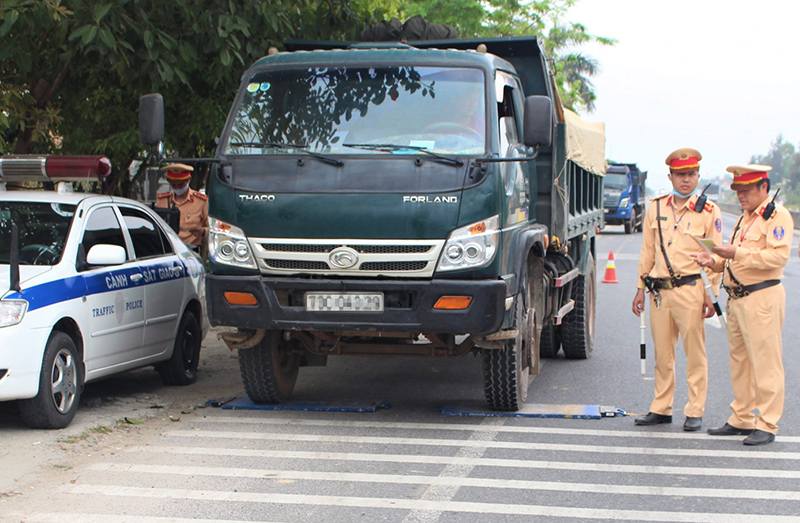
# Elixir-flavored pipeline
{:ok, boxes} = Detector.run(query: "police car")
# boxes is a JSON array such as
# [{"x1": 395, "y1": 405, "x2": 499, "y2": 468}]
[{"x1": 0, "y1": 155, "x2": 208, "y2": 429}]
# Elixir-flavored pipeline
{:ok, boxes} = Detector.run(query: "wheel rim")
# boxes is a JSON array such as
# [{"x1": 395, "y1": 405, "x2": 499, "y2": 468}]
[{"x1": 51, "y1": 348, "x2": 77, "y2": 414}]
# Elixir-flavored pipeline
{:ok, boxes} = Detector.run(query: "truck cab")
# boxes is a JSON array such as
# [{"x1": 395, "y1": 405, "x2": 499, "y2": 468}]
[
  {"x1": 139, "y1": 37, "x2": 605, "y2": 411},
  {"x1": 603, "y1": 162, "x2": 646, "y2": 234}
]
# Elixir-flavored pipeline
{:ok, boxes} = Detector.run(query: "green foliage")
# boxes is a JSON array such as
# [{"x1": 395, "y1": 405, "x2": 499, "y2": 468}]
[
  {"x1": 0, "y1": 0, "x2": 380, "y2": 194},
  {"x1": 392, "y1": 0, "x2": 614, "y2": 113},
  {"x1": 750, "y1": 134, "x2": 800, "y2": 209}
]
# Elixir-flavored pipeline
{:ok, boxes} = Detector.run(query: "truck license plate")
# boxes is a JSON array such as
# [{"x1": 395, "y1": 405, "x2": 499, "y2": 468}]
[{"x1": 305, "y1": 292, "x2": 384, "y2": 312}]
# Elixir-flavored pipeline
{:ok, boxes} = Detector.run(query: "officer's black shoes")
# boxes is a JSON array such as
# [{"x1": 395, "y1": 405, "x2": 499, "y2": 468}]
[
  {"x1": 683, "y1": 417, "x2": 702, "y2": 432},
  {"x1": 743, "y1": 430, "x2": 776, "y2": 446},
  {"x1": 707, "y1": 422, "x2": 754, "y2": 436},
  {"x1": 634, "y1": 412, "x2": 672, "y2": 426}
]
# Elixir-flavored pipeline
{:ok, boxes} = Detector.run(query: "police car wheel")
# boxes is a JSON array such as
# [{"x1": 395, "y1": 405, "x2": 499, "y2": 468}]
[
  {"x1": 157, "y1": 312, "x2": 201, "y2": 386},
  {"x1": 19, "y1": 332, "x2": 81, "y2": 430}
]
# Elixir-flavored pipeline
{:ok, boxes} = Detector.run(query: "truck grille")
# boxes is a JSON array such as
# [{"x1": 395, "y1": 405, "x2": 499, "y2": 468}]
[{"x1": 250, "y1": 238, "x2": 445, "y2": 277}]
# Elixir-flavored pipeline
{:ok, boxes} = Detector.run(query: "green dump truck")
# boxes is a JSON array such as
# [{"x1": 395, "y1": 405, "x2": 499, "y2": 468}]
[{"x1": 139, "y1": 36, "x2": 606, "y2": 411}]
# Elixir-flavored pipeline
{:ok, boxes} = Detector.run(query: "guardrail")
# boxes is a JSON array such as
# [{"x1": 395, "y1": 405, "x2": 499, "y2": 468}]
[{"x1": 718, "y1": 202, "x2": 800, "y2": 230}]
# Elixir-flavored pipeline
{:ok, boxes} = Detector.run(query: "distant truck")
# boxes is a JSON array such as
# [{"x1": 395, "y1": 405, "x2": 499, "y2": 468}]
[
  {"x1": 603, "y1": 163, "x2": 646, "y2": 234},
  {"x1": 139, "y1": 36, "x2": 605, "y2": 411}
]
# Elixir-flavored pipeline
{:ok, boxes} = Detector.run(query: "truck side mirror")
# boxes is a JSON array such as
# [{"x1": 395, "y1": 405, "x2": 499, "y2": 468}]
[
  {"x1": 139, "y1": 94, "x2": 165, "y2": 146},
  {"x1": 523, "y1": 95, "x2": 553, "y2": 148}
]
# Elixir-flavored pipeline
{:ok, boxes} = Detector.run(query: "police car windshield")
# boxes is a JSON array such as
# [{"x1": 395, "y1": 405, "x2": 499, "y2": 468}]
[
  {"x1": 0, "y1": 202, "x2": 75, "y2": 265},
  {"x1": 225, "y1": 66, "x2": 486, "y2": 157}
]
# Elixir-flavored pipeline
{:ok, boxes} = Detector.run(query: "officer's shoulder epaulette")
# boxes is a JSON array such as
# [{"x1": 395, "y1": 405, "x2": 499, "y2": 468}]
[
  {"x1": 193, "y1": 192, "x2": 208, "y2": 201},
  {"x1": 156, "y1": 192, "x2": 171, "y2": 199}
]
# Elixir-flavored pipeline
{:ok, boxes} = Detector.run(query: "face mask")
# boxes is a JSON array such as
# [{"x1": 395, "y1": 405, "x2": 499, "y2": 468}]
[
  {"x1": 671, "y1": 187, "x2": 697, "y2": 198},
  {"x1": 173, "y1": 184, "x2": 190, "y2": 196}
]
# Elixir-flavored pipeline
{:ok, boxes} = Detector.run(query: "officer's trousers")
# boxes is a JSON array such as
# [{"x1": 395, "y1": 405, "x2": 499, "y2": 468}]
[
  {"x1": 648, "y1": 282, "x2": 708, "y2": 418},
  {"x1": 725, "y1": 284, "x2": 785, "y2": 434}
]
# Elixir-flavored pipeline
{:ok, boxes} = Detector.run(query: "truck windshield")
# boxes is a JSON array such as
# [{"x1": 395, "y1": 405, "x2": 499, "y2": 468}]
[
  {"x1": 225, "y1": 66, "x2": 486, "y2": 157},
  {"x1": 0, "y1": 202, "x2": 75, "y2": 265},
  {"x1": 604, "y1": 173, "x2": 629, "y2": 190}
]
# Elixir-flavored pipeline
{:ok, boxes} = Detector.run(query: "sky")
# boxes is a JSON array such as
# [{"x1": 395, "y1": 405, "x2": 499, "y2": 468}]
[{"x1": 565, "y1": 0, "x2": 800, "y2": 193}]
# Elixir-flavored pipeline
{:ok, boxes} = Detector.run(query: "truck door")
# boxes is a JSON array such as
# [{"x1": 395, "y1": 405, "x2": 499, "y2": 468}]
[
  {"x1": 118, "y1": 206, "x2": 185, "y2": 358},
  {"x1": 496, "y1": 73, "x2": 529, "y2": 227},
  {"x1": 80, "y1": 205, "x2": 145, "y2": 372}
]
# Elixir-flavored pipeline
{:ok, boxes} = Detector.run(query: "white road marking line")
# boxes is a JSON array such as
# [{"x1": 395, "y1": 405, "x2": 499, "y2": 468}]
[
  {"x1": 62, "y1": 484, "x2": 800, "y2": 523},
  {"x1": 401, "y1": 417, "x2": 504, "y2": 523},
  {"x1": 196, "y1": 416, "x2": 800, "y2": 443},
  {"x1": 89, "y1": 462, "x2": 800, "y2": 501},
  {"x1": 21, "y1": 515, "x2": 285, "y2": 523},
  {"x1": 163, "y1": 430, "x2": 800, "y2": 460},
  {"x1": 132, "y1": 446, "x2": 800, "y2": 478}
]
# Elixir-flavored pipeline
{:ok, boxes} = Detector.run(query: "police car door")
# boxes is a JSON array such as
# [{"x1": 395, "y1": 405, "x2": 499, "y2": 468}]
[
  {"x1": 118, "y1": 206, "x2": 185, "y2": 358},
  {"x1": 80, "y1": 205, "x2": 146, "y2": 371}
]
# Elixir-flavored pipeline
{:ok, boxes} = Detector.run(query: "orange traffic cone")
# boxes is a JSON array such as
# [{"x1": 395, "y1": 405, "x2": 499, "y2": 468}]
[{"x1": 602, "y1": 250, "x2": 619, "y2": 283}]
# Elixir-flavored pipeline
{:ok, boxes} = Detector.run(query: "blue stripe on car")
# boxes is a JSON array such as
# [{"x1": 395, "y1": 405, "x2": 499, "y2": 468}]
[{"x1": 4, "y1": 260, "x2": 187, "y2": 312}]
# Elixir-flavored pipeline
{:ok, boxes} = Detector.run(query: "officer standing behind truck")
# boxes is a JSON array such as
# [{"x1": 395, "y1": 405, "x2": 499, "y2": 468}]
[
  {"x1": 631, "y1": 148, "x2": 721, "y2": 431},
  {"x1": 693, "y1": 164, "x2": 793, "y2": 446},
  {"x1": 156, "y1": 163, "x2": 208, "y2": 250}
]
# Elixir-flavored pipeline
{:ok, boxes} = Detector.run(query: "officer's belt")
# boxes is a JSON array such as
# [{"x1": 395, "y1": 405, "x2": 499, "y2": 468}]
[
  {"x1": 649, "y1": 274, "x2": 701, "y2": 290},
  {"x1": 723, "y1": 279, "x2": 781, "y2": 299}
]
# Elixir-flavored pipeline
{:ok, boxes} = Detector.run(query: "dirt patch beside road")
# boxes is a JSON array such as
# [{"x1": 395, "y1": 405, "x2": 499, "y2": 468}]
[{"x1": 0, "y1": 327, "x2": 243, "y2": 497}]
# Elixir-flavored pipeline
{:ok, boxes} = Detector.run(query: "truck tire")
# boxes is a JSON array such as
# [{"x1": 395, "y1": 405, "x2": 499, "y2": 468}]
[
  {"x1": 624, "y1": 216, "x2": 633, "y2": 234},
  {"x1": 539, "y1": 324, "x2": 561, "y2": 358},
  {"x1": 561, "y1": 253, "x2": 596, "y2": 360},
  {"x1": 482, "y1": 264, "x2": 533, "y2": 411},
  {"x1": 238, "y1": 331, "x2": 300, "y2": 403},
  {"x1": 157, "y1": 311, "x2": 201, "y2": 386},
  {"x1": 19, "y1": 331, "x2": 82, "y2": 429},
  {"x1": 635, "y1": 208, "x2": 644, "y2": 232}
]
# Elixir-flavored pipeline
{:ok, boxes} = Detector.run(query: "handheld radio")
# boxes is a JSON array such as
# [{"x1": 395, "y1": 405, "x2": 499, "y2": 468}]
[
  {"x1": 693, "y1": 183, "x2": 712, "y2": 212},
  {"x1": 760, "y1": 188, "x2": 781, "y2": 219}
]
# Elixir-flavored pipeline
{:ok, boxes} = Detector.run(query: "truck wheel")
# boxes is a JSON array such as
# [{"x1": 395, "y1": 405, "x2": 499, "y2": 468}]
[
  {"x1": 561, "y1": 253, "x2": 596, "y2": 360},
  {"x1": 482, "y1": 268, "x2": 532, "y2": 411},
  {"x1": 238, "y1": 331, "x2": 300, "y2": 403},
  {"x1": 635, "y1": 210, "x2": 644, "y2": 232},
  {"x1": 624, "y1": 216, "x2": 633, "y2": 234},
  {"x1": 539, "y1": 324, "x2": 561, "y2": 358},
  {"x1": 157, "y1": 311, "x2": 201, "y2": 386},
  {"x1": 19, "y1": 332, "x2": 82, "y2": 429}
]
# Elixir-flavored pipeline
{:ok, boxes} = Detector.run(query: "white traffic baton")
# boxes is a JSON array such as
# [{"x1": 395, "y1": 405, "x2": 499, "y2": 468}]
[
  {"x1": 700, "y1": 271, "x2": 726, "y2": 330},
  {"x1": 639, "y1": 310, "x2": 647, "y2": 375}
]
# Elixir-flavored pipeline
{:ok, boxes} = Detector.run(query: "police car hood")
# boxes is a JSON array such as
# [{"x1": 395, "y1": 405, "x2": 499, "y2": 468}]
[{"x1": 0, "y1": 266, "x2": 52, "y2": 297}]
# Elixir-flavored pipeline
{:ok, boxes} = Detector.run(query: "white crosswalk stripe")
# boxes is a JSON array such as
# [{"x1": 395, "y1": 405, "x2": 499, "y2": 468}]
[{"x1": 15, "y1": 411, "x2": 800, "y2": 522}]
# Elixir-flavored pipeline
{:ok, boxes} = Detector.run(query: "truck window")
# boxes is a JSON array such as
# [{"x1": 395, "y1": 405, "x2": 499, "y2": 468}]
[
  {"x1": 225, "y1": 66, "x2": 486, "y2": 156},
  {"x1": 604, "y1": 172, "x2": 629, "y2": 189}
]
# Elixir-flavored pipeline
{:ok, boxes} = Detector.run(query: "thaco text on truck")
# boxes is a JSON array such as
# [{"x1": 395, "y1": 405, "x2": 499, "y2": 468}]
[{"x1": 139, "y1": 36, "x2": 606, "y2": 411}]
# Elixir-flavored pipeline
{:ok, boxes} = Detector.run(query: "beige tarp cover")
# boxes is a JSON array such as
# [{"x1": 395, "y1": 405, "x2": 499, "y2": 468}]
[{"x1": 563, "y1": 108, "x2": 606, "y2": 176}]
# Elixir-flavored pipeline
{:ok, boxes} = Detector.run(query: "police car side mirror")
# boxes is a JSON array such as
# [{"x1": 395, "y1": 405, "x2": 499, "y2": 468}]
[
  {"x1": 139, "y1": 94, "x2": 165, "y2": 146},
  {"x1": 86, "y1": 244, "x2": 127, "y2": 266},
  {"x1": 522, "y1": 95, "x2": 553, "y2": 148}
]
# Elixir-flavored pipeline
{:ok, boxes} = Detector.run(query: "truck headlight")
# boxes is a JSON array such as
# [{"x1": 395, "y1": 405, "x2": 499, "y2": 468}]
[
  {"x1": 436, "y1": 215, "x2": 499, "y2": 272},
  {"x1": 0, "y1": 300, "x2": 28, "y2": 328},
  {"x1": 208, "y1": 216, "x2": 257, "y2": 270},
  {"x1": 619, "y1": 197, "x2": 629, "y2": 208}
]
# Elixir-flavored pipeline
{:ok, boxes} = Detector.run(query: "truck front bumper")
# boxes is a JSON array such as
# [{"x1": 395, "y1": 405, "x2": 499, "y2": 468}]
[{"x1": 206, "y1": 275, "x2": 506, "y2": 335}]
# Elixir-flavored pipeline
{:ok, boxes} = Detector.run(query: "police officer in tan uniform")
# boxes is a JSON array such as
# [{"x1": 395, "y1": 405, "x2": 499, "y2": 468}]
[
  {"x1": 632, "y1": 148, "x2": 722, "y2": 431},
  {"x1": 693, "y1": 164, "x2": 793, "y2": 445},
  {"x1": 156, "y1": 163, "x2": 208, "y2": 248}
]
